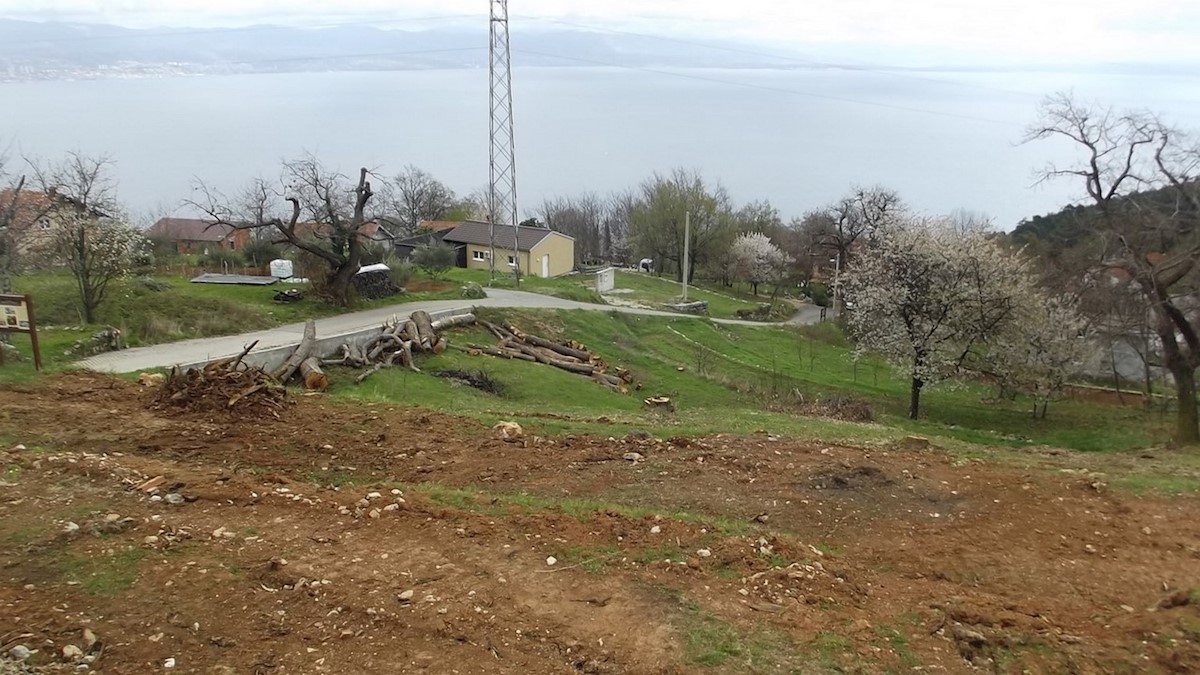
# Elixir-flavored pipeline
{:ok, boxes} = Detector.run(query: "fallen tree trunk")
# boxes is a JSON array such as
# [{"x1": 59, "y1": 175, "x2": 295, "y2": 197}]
[
  {"x1": 300, "y1": 357, "x2": 328, "y2": 391},
  {"x1": 274, "y1": 320, "x2": 317, "y2": 383},
  {"x1": 411, "y1": 310, "x2": 437, "y2": 350},
  {"x1": 431, "y1": 313, "x2": 476, "y2": 332}
]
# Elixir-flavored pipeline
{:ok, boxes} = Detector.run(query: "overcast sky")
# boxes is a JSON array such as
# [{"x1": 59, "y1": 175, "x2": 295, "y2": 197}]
[{"x1": 3, "y1": 0, "x2": 1200, "y2": 66}]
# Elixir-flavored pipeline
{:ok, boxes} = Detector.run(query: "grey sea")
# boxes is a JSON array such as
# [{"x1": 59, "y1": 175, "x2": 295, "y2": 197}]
[{"x1": 2, "y1": 66, "x2": 1198, "y2": 225}]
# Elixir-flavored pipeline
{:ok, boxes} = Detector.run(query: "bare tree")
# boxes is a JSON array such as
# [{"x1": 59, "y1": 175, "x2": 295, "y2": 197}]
[
  {"x1": 1025, "y1": 92, "x2": 1200, "y2": 443},
  {"x1": 385, "y1": 165, "x2": 456, "y2": 234},
  {"x1": 824, "y1": 185, "x2": 904, "y2": 269},
  {"x1": 192, "y1": 155, "x2": 377, "y2": 306},
  {"x1": 628, "y1": 169, "x2": 735, "y2": 281},
  {"x1": 26, "y1": 152, "x2": 144, "y2": 324},
  {"x1": 0, "y1": 148, "x2": 28, "y2": 295}
]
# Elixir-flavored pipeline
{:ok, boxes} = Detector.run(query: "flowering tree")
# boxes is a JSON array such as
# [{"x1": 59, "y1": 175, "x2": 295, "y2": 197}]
[
  {"x1": 843, "y1": 217, "x2": 1031, "y2": 419},
  {"x1": 730, "y1": 232, "x2": 792, "y2": 296},
  {"x1": 29, "y1": 152, "x2": 145, "y2": 324},
  {"x1": 983, "y1": 296, "x2": 1090, "y2": 418}
]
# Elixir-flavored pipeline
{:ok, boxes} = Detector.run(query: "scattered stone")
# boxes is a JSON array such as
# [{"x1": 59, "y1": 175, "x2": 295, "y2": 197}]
[
  {"x1": 368, "y1": 508, "x2": 381, "y2": 519},
  {"x1": 1142, "y1": 526, "x2": 1153, "y2": 535},
  {"x1": 1120, "y1": 604, "x2": 1136, "y2": 613},
  {"x1": 398, "y1": 590, "x2": 414, "y2": 602},
  {"x1": 164, "y1": 657, "x2": 176, "y2": 668},
  {"x1": 13, "y1": 444, "x2": 26, "y2": 451},
  {"x1": 83, "y1": 629, "x2": 98, "y2": 651},
  {"x1": 164, "y1": 493, "x2": 185, "y2": 506},
  {"x1": 383, "y1": 504, "x2": 399, "y2": 512},
  {"x1": 1084, "y1": 544, "x2": 1098, "y2": 554},
  {"x1": 899, "y1": 435, "x2": 931, "y2": 450},
  {"x1": 493, "y1": 421, "x2": 524, "y2": 441},
  {"x1": 390, "y1": 488, "x2": 402, "y2": 496},
  {"x1": 546, "y1": 556, "x2": 558, "y2": 566},
  {"x1": 356, "y1": 498, "x2": 370, "y2": 509},
  {"x1": 696, "y1": 548, "x2": 712, "y2": 558},
  {"x1": 650, "y1": 525, "x2": 661, "y2": 534},
  {"x1": 144, "y1": 535, "x2": 160, "y2": 545},
  {"x1": 754, "y1": 513, "x2": 769, "y2": 524},
  {"x1": 63, "y1": 521, "x2": 80, "y2": 534},
  {"x1": 62, "y1": 644, "x2": 84, "y2": 661},
  {"x1": 366, "y1": 492, "x2": 382, "y2": 500},
  {"x1": 9, "y1": 645, "x2": 33, "y2": 660},
  {"x1": 622, "y1": 452, "x2": 644, "y2": 463},
  {"x1": 1155, "y1": 590, "x2": 1191, "y2": 610}
]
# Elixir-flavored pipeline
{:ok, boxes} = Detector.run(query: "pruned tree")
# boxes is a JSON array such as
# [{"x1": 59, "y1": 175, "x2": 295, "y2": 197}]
[
  {"x1": 385, "y1": 165, "x2": 456, "y2": 234},
  {"x1": 730, "y1": 232, "x2": 792, "y2": 296},
  {"x1": 1024, "y1": 92, "x2": 1200, "y2": 443},
  {"x1": 824, "y1": 185, "x2": 904, "y2": 268},
  {"x1": 24, "y1": 152, "x2": 144, "y2": 324},
  {"x1": 844, "y1": 217, "x2": 1031, "y2": 419},
  {"x1": 191, "y1": 154, "x2": 377, "y2": 306}
]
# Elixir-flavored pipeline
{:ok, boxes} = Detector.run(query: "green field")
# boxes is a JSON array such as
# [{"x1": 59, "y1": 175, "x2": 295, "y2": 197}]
[
  {"x1": 609, "y1": 270, "x2": 795, "y2": 320},
  {"x1": 331, "y1": 308, "x2": 1177, "y2": 455}
]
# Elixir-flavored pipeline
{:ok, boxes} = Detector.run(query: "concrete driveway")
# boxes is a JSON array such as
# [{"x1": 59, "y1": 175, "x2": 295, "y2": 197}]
[{"x1": 79, "y1": 289, "x2": 827, "y2": 373}]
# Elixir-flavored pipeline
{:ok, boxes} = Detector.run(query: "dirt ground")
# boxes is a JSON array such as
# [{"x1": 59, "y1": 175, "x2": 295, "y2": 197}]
[{"x1": 1, "y1": 373, "x2": 1198, "y2": 674}]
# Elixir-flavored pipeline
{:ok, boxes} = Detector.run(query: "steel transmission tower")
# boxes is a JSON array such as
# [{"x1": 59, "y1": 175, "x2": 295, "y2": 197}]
[{"x1": 488, "y1": 0, "x2": 519, "y2": 281}]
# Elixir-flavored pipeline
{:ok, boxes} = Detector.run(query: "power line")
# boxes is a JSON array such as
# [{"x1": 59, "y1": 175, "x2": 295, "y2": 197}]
[
  {"x1": 512, "y1": 48, "x2": 1020, "y2": 127},
  {"x1": 220, "y1": 46, "x2": 484, "y2": 68}
]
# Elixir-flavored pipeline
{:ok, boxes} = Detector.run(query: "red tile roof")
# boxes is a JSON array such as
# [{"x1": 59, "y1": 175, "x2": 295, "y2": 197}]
[
  {"x1": 147, "y1": 218, "x2": 236, "y2": 242},
  {"x1": 418, "y1": 220, "x2": 467, "y2": 233}
]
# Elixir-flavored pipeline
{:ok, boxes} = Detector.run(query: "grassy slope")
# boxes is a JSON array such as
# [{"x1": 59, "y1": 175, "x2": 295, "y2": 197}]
[
  {"x1": 610, "y1": 271, "x2": 794, "y2": 319},
  {"x1": 332, "y1": 308, "x2": 1173, "y2": 454}
]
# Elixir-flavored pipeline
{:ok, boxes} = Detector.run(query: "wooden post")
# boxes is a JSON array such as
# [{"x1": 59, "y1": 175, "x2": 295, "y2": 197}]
[
  {"x1": 682, "y1": 211, "x2": 690, "y2": 302},
  {"x1": 26, "y1": 295, "x2": 41, "y2": 371}
]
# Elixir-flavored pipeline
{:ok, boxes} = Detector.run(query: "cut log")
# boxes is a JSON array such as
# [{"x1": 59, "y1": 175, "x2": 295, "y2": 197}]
[
  {"x1": 411, "y1": 311, "x2": 437, "y2": 350},
  {"x1": 431, "y1": 313, "x2": 476, "y2": 332},
  {"x1": 431, "y1": 336, "x2": 448, "y2": 355},
  {"x1": 518, "y1": 332, "x2": 591, "y2": 362},
  {"x1": 300, "y1": 357, "x2": 328, "y2": 391},
  {"x1": 274, "y1": 320, "x2": 317, "y2": 383}
]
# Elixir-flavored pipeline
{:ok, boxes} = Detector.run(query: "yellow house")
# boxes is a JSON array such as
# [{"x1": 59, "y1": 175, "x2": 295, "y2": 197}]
[{"x1": 442, "y1": 221, "x2": 575, "y2": 278}]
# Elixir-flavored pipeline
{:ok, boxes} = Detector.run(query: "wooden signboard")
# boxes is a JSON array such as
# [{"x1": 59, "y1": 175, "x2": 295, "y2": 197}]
[{"x1": 0, "y1": 294, "x2": 42, "y2": 370}]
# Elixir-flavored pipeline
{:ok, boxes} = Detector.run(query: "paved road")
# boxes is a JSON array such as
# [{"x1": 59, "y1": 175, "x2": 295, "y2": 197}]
[{"x1": 79, "y1": 289, "x2": 827, "y2": 373}]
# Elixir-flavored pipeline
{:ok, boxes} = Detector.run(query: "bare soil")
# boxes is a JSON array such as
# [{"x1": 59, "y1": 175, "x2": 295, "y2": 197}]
[{"x1": 1, "y1": 373, "x2": 1198, "y2": 674}]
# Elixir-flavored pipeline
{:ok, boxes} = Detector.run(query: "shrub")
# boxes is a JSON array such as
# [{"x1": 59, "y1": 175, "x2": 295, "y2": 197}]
[
  {"x1": 199, "y1": 248, "x2": 243, "y2": 270},
  {"x1": 412, "y1": 242, "x2": 456, "y2": 279},
  {"x1": 242, "y1": 238, "x2": 282, "y2": 267},
  {"x1": 807, "y1": 282, "x2": 830, "y2": 308},
  {"x1": 460, "y1": 282, "x2": 487, "y2": 299},
  {"x1": 383, "y1": 256, "x2": 414, "y2": 289}
]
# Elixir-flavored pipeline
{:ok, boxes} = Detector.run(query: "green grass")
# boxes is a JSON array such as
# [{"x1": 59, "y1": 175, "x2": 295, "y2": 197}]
[
  {"x1": 611, "y1": 271, "x2": 782, "y2": 320},
  {"x1": 442, "y1": 267, "x2": 606, "y2": 304},
  {"x1": 332, "y1": 307, "x2": 1173, "y2": 453},
  {"x1": 56, "y1": 546, "x2": 147, "y2": 595}
]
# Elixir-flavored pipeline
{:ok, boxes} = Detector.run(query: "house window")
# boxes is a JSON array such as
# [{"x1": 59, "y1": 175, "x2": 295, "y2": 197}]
[
  {"x1": 38, "y1": 217, "x2": 51, "y2": 230},
  {"x1": 507, "y1": 255, "x2": 517, "y2": 265},
  {"x1": 473, "y1": 250, "x2": 487, "y2": 261}
]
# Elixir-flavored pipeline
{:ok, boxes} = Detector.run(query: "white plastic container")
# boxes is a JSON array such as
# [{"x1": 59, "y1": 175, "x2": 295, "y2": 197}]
[{"x1": 269, "y1": 259, "x2": 294, "y2": 279}]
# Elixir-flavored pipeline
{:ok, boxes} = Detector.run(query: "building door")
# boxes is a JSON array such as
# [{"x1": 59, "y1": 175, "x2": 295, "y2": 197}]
[{"x1": 541, "y1": 254, "x2": 549, "y2": 278}]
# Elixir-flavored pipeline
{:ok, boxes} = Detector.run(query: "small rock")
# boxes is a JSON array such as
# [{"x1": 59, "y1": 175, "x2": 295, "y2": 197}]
[
  {"x1": 13, "y1": 444, "x2": 26, "y2": 451},
  {"x1": 383, "y1": 503, "x2": 399, "y2": 512},
  {"x1": 164, "y1": 657, "x2": 176, "y2": 668},
  {"x1": 493, "y1": 421, "x2": 524, "y2": 441},
  {"x1": 546, "y1": 556, "x2": 558, "y2": 566},
  {"x1": 1084, "y1": 544, "x2": 1098, "y2": 554},
  {"x1": 398, "y1": 590, "x2": 414, "y2": 602},
  {"x1": 368, "y1": 508, "x2": 381, "y2": 519},
  {"x1": 1142, "y1": 526, "x2": 1152, "y2": 535},
  {"x1": 366, "y1": 492, "x2": 382, "y2": 500},
  {"x1": 356, "y1": 498, "x2": 370, "y2": 509},
  {"x1": 696, "y1": 548, "x2": 712, "y2": 558},
  {"x1": 390, "y1": 488, "x2": 402, "y2": 496},
  {"x1": 164, "y1": 493, "x2": 185, "y2": 506},
  {"x1": 62, "y1": 644, "x2": 84, "y2": 661},
  {"x1": 83, "y1": 629, "x2": 98, "y2": 650},
  {"x1": 622, "y1": 452, "x2": 644, "y2": 462},
  {"x1": 650, "y1": 525, "x2": 661, "y2": 534},
  {"x1": 9, "y1": 645, "x2": 33, "y2": 660},
  {"x1": 321, "y1": 444, "x2": 334, "y2": 451},
  {"x1": 144, "y1": 535, "x2": 160, "y2": 545},
  {"x1": 1120, "y1": 604, "x2": 1136, "y2": 613},
  {"x1": 64, "y1": 521, "x2": 80, "y2": 533}
]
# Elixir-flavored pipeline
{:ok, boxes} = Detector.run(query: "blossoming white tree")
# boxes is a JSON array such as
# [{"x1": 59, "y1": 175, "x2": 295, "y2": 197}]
[
  {"x1": 29, "y1": 152, "x2": 145, "y2": 324},
  {"x1": 843, "y1": 217, "x2": 1032, "y2": 419},
  {"x1": 985, "y1": 296, "x2": 1090, "y2": 418},
  {"x1": 730, "y1": 232, "x2": 792, "y2": 296}
]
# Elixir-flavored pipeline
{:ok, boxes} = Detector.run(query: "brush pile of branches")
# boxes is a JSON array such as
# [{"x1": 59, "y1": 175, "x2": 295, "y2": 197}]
[
  {"x1": 324, "y1": 311, "x2": 476, "y2": 383},
  {"x1": 465, "y1": 320, "x2": 635, "y2": 393},
  {"x1": 153, "y1": 340, "x2": 288, "y2": 417}
]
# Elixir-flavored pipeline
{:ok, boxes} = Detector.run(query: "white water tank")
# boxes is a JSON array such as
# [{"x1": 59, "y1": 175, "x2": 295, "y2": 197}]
[{"x1": 269, "y1": 259, "x2": 294, "y2": 279}]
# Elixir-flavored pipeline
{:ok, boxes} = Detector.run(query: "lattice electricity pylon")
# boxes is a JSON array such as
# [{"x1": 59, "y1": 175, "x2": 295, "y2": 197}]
[{"x1": 488, "y1": 0, "x2": 519, "y2": 279}]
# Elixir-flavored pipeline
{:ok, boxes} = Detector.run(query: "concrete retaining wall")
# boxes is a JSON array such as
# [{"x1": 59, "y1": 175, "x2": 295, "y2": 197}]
[{"x1": 178, "y1": 306, "x2": 475, "y2": 372}]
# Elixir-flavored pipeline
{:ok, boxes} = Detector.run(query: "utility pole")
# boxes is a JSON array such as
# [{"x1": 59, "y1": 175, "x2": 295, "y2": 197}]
[
  {"x1": 488, "y1": 0, "x2": 519, "y2": 286},
  {"x1": 681, "y1": 211, "x2": 690, "y2": 301}
]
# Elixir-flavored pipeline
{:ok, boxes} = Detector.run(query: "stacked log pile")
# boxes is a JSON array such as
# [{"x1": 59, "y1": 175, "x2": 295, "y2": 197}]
[
  {"x1": 352, "y1": 269, "x2": 401, "y2": 300},
  {"x1": 466, "y1": 320, "x2": 635, "y2": 393},
  {"x1": 154, "y1": 340, "x2": 288, "y2": 417},
  {"x1": 322, "y1": 311, "x2": 476, "y2": 384}
]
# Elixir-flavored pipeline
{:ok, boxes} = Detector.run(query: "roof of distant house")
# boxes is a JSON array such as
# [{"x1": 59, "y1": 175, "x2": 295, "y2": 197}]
[
  {"x1": 418, "y1": 220, "x2": 468, "y2": 233},
  {"x1": 442, "y1": 220, "x2": 571, "y2": 252},
  {"x1": 147, "y1": 217, "x2": 237, "y2": 242},
  {"x1": 0, "y1": 189, "x2": 52, "y2": 231}
]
